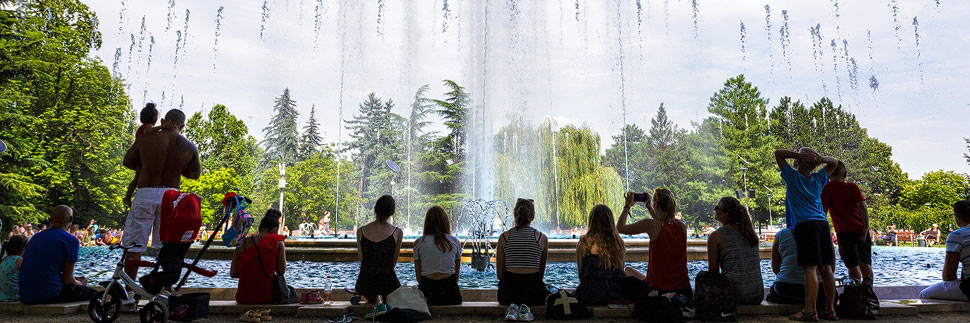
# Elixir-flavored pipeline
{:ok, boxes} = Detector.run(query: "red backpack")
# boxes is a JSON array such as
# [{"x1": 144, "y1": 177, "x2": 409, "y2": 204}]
[{"x1": 160, "y1": 190, "x2": 202, "y2": 243}]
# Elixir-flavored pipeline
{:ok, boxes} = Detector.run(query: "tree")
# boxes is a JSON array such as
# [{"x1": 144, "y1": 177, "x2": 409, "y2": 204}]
[
  {"x1": 899, "y1": 170, "x2": 970, "y2": 210},
  {"x1": 401, "y1": 84, "x2": 435, "y2": 228},
  {"x1": 420, "y1": 80, "x2": 471, "y2": 212},
  {"x1": 180, "y1": 167, "x2": 242, "y2": 224},
  {"x1": 184, "y1": 104, "x2": 262, "y2": 183},
  {"x1": 705, "y1": 75, "x2": 778, "y2": 227},
  {"x1": 299, "y1": 104, "x2": 323, "y2": 160},
  {"x1": 261, "y1": 88, "x2": 301, "y2": 165},
  {"x1": 343, "y1": 93, "x2": 405, "y2": 227},
  {"x1": 1, "y1": 0, "x2": 133, "y2": 228}
]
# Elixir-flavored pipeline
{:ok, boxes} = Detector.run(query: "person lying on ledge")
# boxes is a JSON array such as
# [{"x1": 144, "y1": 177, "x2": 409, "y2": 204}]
[
  {"x1": 230, "y1": 209, "x2": 287, "y2": 305},
  {"x1": 616, "y1": 189, "x2": 693, "y2": 302},
  {"x1": 414, "y1": 206, "x2": 462, "y2": 306},
  {"x1": 919, "y1": 200, "x2": 970, "y2": 302},
  {"x1": 19, "y1": 206, "x2": 98, "y2": 305}
]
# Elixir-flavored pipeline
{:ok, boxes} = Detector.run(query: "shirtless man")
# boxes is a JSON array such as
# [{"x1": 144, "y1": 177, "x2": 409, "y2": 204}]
[{"x1": 121, "y1": 109, "x2": 201, "y2": 293}]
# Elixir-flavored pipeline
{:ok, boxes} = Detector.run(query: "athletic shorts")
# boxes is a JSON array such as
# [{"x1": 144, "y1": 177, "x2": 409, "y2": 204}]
[
  {"x1": 122, "y1": 187, "x2": 175, "y2": 253},
  {"x1": 836, "y1": 231, "x2": 872, "y2": 268},
  {"x1": 794, "y1": 220, "x2": 835, "y2": 267}
]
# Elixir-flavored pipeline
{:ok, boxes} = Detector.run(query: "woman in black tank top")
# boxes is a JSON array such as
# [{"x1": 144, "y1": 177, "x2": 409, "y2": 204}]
[
  {"x1": 355, "y1": 195, "x2": 403, "y2": 303},
  {"x1": 496, "y1": 199, "x2": 550, "y2": 306}
]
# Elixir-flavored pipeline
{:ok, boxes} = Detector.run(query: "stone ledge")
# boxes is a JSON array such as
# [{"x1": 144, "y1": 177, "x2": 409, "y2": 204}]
[
  {"x1": 887, "y1": 299, "x2": 970, "y2": 312},
  {"x1": 738, "y1": 301, "x2": 802, "y2": 314},
  {"x1": 206, "y1": 301, "x2": 303, "y2": 314},
  {"x1": 23, "y1": 301, "x2": 86, "y2": 315},
  {"x1": 0, "y1": 302, "x2": 25, "y2": 313},
  {"x1": 295, "y1": 301, "x2": 352, "y2": 317},
  {"x1": 877, "y1": 301, "x2": 920, "y2": 315}
]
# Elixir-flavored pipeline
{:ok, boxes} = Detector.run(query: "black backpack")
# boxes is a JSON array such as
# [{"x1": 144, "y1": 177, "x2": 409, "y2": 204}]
[
  {"x1": 693, "y1": 271, "x2": 736, "y2": 322},
  {"x1": 544, "y1": 289, "x2": 592, "y2": 320},
  {"x1": 836, "y1": 278, "x2": 879, "y2": 320}
]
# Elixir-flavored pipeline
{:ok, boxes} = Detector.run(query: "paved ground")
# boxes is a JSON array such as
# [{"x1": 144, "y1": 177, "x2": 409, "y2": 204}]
[{"x1": 2, "y1": 312, "x2": 969, "y2": 323}]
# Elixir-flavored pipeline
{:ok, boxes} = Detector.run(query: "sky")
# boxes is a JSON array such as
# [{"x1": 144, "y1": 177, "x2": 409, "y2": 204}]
[{"x1": 79, "y1": 0, "x2": 970, "y2": 178}]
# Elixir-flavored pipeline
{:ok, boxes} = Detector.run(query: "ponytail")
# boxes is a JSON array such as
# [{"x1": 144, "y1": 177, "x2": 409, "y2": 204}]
[
  {"x1": 718, "y1": 197, "x2": 759, "y2": 247},
  {"x1": 514, "y1": 198, "x2": 535, "y2": 228}
]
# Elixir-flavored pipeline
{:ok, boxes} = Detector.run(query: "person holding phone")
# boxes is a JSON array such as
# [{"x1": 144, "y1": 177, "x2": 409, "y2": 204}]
[{"x1": 616, "y1": 188, "x2": 692, "y2": 301}]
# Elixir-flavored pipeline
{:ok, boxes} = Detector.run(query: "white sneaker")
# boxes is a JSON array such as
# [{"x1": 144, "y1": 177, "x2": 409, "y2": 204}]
[
  {"x1": 517, "y1": 304, "x2": 534, "y2": 322},
  {"x1": 504, "y1": 304, "x2": 519, "y2": 321},
  {"x1": 120, "y1": 291, "x2": 136, "y2": 305}
]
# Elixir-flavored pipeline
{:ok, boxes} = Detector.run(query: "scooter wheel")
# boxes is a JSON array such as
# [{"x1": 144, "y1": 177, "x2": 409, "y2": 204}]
[
  {"x1": 139, "y1": 301, "x2": 168, "y2": 323},
  {"x1": 88, "y1": 291, "x2": 121, "y2": 323}
]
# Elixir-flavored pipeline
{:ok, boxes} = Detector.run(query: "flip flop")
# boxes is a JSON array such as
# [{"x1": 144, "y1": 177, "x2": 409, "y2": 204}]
[{"x1": 788, "y1": 310, "x2": 819, "y2": 322}]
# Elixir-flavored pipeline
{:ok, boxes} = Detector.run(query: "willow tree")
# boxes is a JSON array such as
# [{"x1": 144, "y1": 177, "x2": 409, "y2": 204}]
[{"x1": 554, "y1": 126, "x2": 624, "y2": 228}]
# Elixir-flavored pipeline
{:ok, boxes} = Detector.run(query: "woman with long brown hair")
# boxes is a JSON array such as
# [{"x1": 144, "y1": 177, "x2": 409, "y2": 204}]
[
  {"x1": 575, "y1": 204, "x2": 626, "y2": 305},
  {"x1": 617, "y1": 188, "x2": 692, "y2": 300},
  {"x1": 707, "y1": 196, "x2": 764, "y2": 305},
  {"x1": 413, "y1": 206, "x2": 462, "y2": 305},
  {"x1": 495, "y1": 198, "x2": 549, "y2": 320}
]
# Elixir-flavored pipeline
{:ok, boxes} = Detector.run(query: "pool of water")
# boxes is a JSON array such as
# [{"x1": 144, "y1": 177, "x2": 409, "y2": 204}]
[{"x1": 75, "y1": 246, "x2": 943, "y2": 289}]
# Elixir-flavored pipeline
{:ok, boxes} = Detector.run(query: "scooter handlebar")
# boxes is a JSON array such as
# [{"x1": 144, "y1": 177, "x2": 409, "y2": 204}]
[{"x1": 184, "y1": 264, "x2": 218, "y2": 277}]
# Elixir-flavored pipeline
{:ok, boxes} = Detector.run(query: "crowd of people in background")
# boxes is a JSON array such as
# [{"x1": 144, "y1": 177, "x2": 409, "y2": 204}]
[{"x1": 5, "y1": 219, "x2": 123, "y2": 247}]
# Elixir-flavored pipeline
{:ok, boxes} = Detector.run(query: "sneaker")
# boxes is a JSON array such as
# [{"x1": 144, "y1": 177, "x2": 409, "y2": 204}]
[
  {"x1": 517, "y1": 304, "x2": 534, "y2": 322},
  {"x1": 681, "y1": 305, "x2": 696, "y2": 318},
  {"x1": 364, "y1": 303, "x2": 390, "y2": 319},
  {"x1": 504, "y1": 304, "x2": 519, "y2": 321},
  {"x1": 301, "y1": 290, "x2": 324, "y2": 304}
]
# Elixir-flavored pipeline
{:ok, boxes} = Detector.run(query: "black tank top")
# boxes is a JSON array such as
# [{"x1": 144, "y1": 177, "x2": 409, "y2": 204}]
[{"x1": 360, "y1": 227, "x2": 400, "y2": 270}]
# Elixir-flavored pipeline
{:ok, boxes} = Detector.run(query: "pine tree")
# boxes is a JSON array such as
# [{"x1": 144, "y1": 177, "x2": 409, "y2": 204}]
[
  {"x1": 300, "y1": 104, "x2": 323, "y2": 159},
  {"x1": 261, "y1": 88, "x2": 301, "y2": 164}
]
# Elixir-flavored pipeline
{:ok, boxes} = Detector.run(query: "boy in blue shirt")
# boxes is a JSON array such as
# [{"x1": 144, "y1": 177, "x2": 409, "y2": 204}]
[{"x1": 774, "y1": 147, "x2": 839, "y2": 321}]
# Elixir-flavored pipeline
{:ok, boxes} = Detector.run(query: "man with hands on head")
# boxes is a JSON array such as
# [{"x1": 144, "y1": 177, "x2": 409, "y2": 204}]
[{"x1": 774, "y1": 147, "x2": 840, "y2": 322}]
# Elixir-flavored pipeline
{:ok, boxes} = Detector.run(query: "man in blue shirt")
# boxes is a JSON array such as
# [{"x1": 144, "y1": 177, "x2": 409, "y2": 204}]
[
  {"x1": 19, "y1": 205, "x2": 97, "y2": 304},
  {"x1": 774, "y1": 147, "x2": 839, "y2": 321}
]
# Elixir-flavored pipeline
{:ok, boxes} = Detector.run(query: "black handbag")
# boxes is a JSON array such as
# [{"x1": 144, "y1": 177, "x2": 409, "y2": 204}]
[
  {"x1": 253, "y1": 237, "x2": 299, "y2": 304},
  {"x1": 836, "y1": 278, "x2": 878, "y2": 320}
]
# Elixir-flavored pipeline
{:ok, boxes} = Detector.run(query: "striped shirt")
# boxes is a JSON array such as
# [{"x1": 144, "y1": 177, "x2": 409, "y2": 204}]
[
  {"x1": 945, "y1": 226, "x2": 970, "y2": 279},
  {"x1": 503, "y1": 227, "x2": 542, "y2": 270}
]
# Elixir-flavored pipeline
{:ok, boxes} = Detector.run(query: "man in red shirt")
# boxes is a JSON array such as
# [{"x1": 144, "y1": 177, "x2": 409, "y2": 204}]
[{"x1": 821, "y1": 161, "x2": 873, "y2": 281}]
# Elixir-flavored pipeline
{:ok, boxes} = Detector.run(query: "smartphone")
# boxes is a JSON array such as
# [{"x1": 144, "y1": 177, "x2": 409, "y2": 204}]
[{"x1": 633, "y1": 193, "x2": 649, "y2": 202}]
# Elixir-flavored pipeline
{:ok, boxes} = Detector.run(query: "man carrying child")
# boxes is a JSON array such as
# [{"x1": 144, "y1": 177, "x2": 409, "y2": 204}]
[{"x1": 120, "y1": 109, "x2": 201, "y2": 299}]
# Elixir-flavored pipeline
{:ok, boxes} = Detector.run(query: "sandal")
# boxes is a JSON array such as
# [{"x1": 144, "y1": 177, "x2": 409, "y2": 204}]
[
  {"x1": 240, "y1": 310, "x2": 261, "y2": 323},
  {"x1": 257, "y1": 309, "x2": 272, "y2": 321},
  {"x1": 788, "y1": 310, "x2": 819, "y2": 322},
  {"x1": 819, "y1": 310, "x2": 839, "y2": 321}
]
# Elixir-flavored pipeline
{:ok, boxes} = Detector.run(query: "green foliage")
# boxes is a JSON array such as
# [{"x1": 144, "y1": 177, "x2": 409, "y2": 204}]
[
  {"x1": 899, "y1": 170, "x2": 970, "y2": 210},
  {"x1": 964, "y1": 138, "x2": 969, "y2": 165},
  {"x1": 184, "y1": 104, "x2": 262, "y2": 184},
  {"x1": 261, "y1": 88, "x2": 301, "y2": 165},
  {"x1": 1, "y1": 0, "x2": 133, "y2": 229},
  {"x1": 299, "y1": 104, "x2": 323, "y2": 160},
  {"x1": 343, "y1": 92, "x2": 406, "y2": 227},
  {"x1": 251, "y1": 147, "x2": 360, "y2": 231},
  {"x1": 180, "y1": 167, "x2": 242, "y2": 224}
]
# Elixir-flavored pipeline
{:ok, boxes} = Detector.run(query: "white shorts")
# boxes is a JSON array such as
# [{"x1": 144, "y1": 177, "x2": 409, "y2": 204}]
[
  {"x1": 121, "y1": 187, "x2": 176, "y2": 253},
  {"x1": 919, "y1": 280, "x2": 969, "y2": 301}
]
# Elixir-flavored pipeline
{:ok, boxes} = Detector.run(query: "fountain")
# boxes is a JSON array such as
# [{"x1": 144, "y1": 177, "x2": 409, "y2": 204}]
[{"x1": 455, "y1": 199, "x2": 511, "y2": 272}]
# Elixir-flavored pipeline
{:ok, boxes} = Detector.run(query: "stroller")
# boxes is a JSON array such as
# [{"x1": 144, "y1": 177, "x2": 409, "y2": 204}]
[{"x1": 88, "y1": 192, "x2": 252, "y2": 323}]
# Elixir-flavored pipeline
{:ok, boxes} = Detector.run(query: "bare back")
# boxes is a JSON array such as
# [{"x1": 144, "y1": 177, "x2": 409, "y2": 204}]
[{"x1": 124, "y1": 129, "x2": 201, "y2": 188}]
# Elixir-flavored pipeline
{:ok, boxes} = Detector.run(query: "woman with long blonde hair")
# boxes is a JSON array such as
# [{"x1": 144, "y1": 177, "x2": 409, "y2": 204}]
[
  {"x1": 575, "y1": 204, "x2": 627, "y2": 305},
  {"x1": 616, "y1": 188, "x2": 693, "y2": 300}
]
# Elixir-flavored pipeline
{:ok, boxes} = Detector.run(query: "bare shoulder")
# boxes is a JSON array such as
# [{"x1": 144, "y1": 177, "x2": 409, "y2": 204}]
[{"x1": 177, "y1": 135, "x2": 199, "y2": 153}]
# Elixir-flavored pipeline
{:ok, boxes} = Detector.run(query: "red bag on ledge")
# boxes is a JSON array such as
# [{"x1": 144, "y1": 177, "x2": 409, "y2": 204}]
[{"x1": 160, "y1": 190, "x2": 202, "y2": 243}]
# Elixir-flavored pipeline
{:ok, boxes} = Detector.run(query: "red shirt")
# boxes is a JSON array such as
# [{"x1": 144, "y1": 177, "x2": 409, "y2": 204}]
[
  {"x1": 821, "y1": 181, "x2": 866, "y2": 233},
  {"x1": 646, "y1": 220, "x2": 690, "y2": 290},
  {"x1": 135, "y1": 124, "x2": 153, "y2": 137},
  {"x1": 235, "y1": 234, "x2": 285, "y2": 304}
]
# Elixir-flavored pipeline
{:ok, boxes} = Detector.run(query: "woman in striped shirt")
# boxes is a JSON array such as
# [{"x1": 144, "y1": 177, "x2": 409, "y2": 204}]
[{"x1": 496, "y1": 198, "x2": 550, "y2": 312}]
